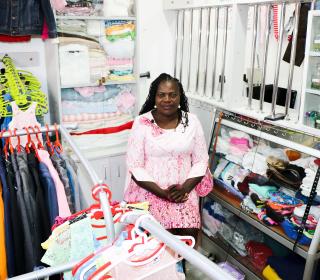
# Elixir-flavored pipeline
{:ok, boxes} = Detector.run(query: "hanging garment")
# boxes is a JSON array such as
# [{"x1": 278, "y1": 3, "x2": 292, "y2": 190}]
[
  {"x1": 0, "y1": 179, "x2": 7, "y2": 280},
  {"x1": 27, "y1": 151, "x2": 51, "y2": 240},
  {"x1": 8, "y1": 101, "x2": 42, "y2": 148},
  {"x1": 124, "y1": 112, "x2": 213, "y2": 229},
  {"x1": 0, "y1": 154, "x2": 15, "y2": 276},
  {"x1": 38, "y1": 149, "x2": 71, "y2": 217},
  {"x1": 283, "y1": 3, "x2": 311, "y2": 66},
  {"x1": 51, "y1": 153, "x2": 75, "y2": 213},
  {"x1": 0, "y1": 0, "x2": 57, "y2": 37},
  {"x1": 16, "y1": 147, "x2": 43, "y2": 264},
  {"x1": 4, "y1": 156, "x2": 25, "y2": 275},
  {"x1": 38, "y1": 162, "x2": 59, "y2": 226},
  {"x1": 10, "y1": 151, "x2": 37, "y2": 272}
]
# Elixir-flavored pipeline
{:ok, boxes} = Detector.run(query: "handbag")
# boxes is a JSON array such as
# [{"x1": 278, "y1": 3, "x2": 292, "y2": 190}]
[{"x1": 266, "y1": 164, "x2": 305, "y2": 191}]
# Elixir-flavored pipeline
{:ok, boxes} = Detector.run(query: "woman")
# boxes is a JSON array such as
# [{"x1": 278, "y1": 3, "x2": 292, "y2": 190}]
[{"x1": 124, "y1": 73, "x2": 213, "y2": 240}]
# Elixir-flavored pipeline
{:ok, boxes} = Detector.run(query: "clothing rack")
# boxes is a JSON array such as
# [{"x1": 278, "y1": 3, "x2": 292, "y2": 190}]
[
  {"x1": 1, "y1": 124, "x2": 115, "y2": 243},
  {"x1": 5, "y1": 124, "x2": 236, "y2": 280}
]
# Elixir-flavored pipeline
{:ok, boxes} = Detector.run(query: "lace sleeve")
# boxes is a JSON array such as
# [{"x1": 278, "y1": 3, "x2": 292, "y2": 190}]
[{"x1": 126, "y1": 117, "x2": 155, "y2": 182}]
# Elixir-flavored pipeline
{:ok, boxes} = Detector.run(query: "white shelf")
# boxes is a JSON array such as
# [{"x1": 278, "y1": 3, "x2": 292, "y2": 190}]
[
  {"x1": 164, "y1": 0, "x2": 306, "y2": 10},
  {"x1": 61, "y1": 80, "x2": 137, "y2": 89},
  {"x1": 306, "y1": 88, "x2": 320, "y2": 96},
  {"x1": 56, "y1": 15, "x2": 136, "y2": 21},
  {"x1": 309, "y1": 51, "x2": 320, "y2": 57}
]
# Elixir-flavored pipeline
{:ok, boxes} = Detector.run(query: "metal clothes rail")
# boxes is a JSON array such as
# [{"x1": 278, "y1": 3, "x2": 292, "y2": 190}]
[
  {"x1": 6, "y1": 124, "x2": 236, "y2": 280},
  {"x1": 4, "y1": 124, "x2": 116, "y2": 243}
]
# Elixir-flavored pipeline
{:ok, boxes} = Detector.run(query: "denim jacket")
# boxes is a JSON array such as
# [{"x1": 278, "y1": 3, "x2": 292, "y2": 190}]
[{"x1": 0, "y1": 0, "x2": 57, "y2": 38}]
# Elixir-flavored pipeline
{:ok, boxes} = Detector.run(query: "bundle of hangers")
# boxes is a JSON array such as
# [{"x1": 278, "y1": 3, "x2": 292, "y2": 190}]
[
  {"x1": 1, "y1": 124, "x2": 62, "y2": 158},
  {"x1": 0, "y1": 55, "x2": 48, "y2": 116},
  {"x1": 0, "y1": 124, "x2": 80, "y2": 278},
  {"x1": 37, "y1": 184, "x2": 195, "y2": 280}
]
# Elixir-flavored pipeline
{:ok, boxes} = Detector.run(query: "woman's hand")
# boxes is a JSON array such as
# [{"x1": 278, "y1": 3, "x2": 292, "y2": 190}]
[{"x1": 167, "y1": 184, "x2": 189, "y2": 203}]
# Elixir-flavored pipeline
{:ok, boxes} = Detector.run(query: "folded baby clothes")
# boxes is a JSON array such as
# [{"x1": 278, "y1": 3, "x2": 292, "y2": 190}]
[
  {"x1": 242, "y1": 151, "x2": 268, "y2": 176},
  {"x1": 228, "y1": 130, "x2": 253, "y2": 148},
  {"x1": 293, "y1": 204, "x2": 320, "y2": 221},
  {"x1": 103, "y1": 0, "x2": 133, "y2": 17},
  {"x1": 249, "y1": 184, "x2": 277, "y2": 199},
  {"x1": 102, "y1": 37, "x2": 135, "y2": 58},
  {"x1": 217, "y1": 262, "x2": 245, "y2": 280},
  {"x1": 268, "y1": 191, "x2": 303, "y2": 207},
  {"x1": 116, "y1": 90, "x2": 135, "y2": 113},
  {"x1": 280, "y1": 220, "x2": 312, "y2": 245},
  {"x1": 202, "y1": 209, "x2": 222, "y2": 235},
  {"x1": 240, "y1": 196, "x2": 262, "y2": 214}
]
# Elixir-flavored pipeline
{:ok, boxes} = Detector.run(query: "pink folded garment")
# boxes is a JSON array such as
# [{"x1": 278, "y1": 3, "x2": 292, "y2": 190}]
[
  {"x1": 116, "y1": 91, "x2": 135, "y2": 112},
  {"x1": 63, "y1": 112, "x2": 121, "y2": 122},
  {"x1": 228, "y1": 145, "x2": 248, "y2": 156},
  {"x1": 74, "y1": 86, "x2": 106, "y2": 97},
  {"x1": 106, "y1": 57, "x2": 133, "y2": 66},
  {"x1": 230, "y1": 137, "x2": 249, "y2": 147},
  {"x1": 51, "y1": 0, "x2": 67, "y2": 11}
]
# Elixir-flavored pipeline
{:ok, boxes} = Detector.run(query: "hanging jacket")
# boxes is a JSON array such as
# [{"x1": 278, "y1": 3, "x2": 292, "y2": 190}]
[{"x1": 0, "y1": 0, "x2": 57, "y2": 38}]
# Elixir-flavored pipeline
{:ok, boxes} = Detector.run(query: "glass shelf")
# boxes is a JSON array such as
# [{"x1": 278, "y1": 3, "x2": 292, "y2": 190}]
[
  {"x1": 208, "y1": 184, "x2": 316, "y2": 259},
  {"x1": 202, "y1": 229, "x2": 263, "y2": 279},
  {"x1": 306, "y1": 88, "x2": 320, "y2": 96}
]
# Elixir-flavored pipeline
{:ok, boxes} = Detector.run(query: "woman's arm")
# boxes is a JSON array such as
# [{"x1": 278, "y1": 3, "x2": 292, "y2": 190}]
[{"x1": 132, "y1": 176, "x2": 170, "y2": 199}]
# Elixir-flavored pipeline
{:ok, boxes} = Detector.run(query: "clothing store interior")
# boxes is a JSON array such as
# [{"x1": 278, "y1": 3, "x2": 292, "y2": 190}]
[{"x1": 2, "y1": 0, "x2": 320, "y2": 279}]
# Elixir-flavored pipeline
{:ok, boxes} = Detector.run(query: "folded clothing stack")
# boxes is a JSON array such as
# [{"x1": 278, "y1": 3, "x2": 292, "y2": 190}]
[
  {"x1": 54, "y1": 0, "x2": 101, "y2": 16},
  {"x1": 59, "y1": 37, "x2": 108, "y2": 86},
  {"x1": 102, "y1": 20, "x2": 135, "y2": 82},
  {"x1": 300, "y1": 163, "x2": 320, "y2": 197},
  {"x1": 61, "y1": 84, "x2": 135, "y2": 122}
]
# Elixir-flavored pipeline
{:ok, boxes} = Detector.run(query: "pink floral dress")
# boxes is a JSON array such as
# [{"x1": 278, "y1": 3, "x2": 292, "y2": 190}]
[{"x1": 124, "y1": 111, "x2": 213, "y2": 229}]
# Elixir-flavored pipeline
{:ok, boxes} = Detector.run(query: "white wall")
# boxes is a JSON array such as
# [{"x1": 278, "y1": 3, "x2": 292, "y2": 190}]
[
  {"x1": 137, "y1": 2, "x2": 307, "y2": 137},
  {"x1": 0, "y1": 39, "x2": 51, "y2": 123},
  {"x1": 136, "y1": 0, "x2": 177, "y2": 109}
]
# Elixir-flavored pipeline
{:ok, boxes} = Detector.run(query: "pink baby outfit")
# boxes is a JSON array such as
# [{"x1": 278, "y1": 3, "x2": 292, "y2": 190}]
[{"x1": 124, "y1": 112, "x2": 213, "y2": 229}]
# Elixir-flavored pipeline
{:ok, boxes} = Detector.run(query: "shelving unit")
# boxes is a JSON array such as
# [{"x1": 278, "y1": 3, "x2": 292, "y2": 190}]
[
  {"x1": 45, "y1": 1, "x2": 138, "y2": 206},
  {"x1": 207, "y1": 184, "x2": 313, "y2": 258},
  {"x1": 306, "y1": 87, "x2": 320, "y2": 95},
  {"x1": 300, "y1": 10, "x2": 320, "y2": 130},
  {"x1": 202, "y1": 109, "x2": 320, "y2": 279},
  {"x1": 202, "y1": 233, "x2": 262, "y2": 280}
]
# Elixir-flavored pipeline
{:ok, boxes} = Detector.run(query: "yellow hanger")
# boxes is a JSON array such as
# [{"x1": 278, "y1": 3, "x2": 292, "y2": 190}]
[{"x1": 0, "y1": 55, "x2": 48, "y2": 117}]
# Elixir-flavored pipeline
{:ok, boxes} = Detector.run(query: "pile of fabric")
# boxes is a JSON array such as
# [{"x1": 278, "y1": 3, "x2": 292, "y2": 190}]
[{"x1": 53, "y1": 0, "x2": 102, "y2": 16}]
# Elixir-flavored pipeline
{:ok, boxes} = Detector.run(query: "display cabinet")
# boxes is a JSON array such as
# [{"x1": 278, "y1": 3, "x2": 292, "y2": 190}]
[
  {"x1": 300, "y1": 10, "x2": 320, "y2": 133},
  {"x1": 202, "y1": 109, "x2": 320, "y2": 280}
]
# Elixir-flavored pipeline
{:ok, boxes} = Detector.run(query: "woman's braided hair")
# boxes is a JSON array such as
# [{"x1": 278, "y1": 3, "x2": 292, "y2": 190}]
[{"x1": 139, "y1": 73, "x2": 189, "y2": 129}]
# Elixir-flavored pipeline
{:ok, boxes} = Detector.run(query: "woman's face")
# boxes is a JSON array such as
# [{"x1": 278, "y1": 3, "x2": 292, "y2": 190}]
[{"x1": 155, "y1": 80, "x2": 181, "y2": 117}]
